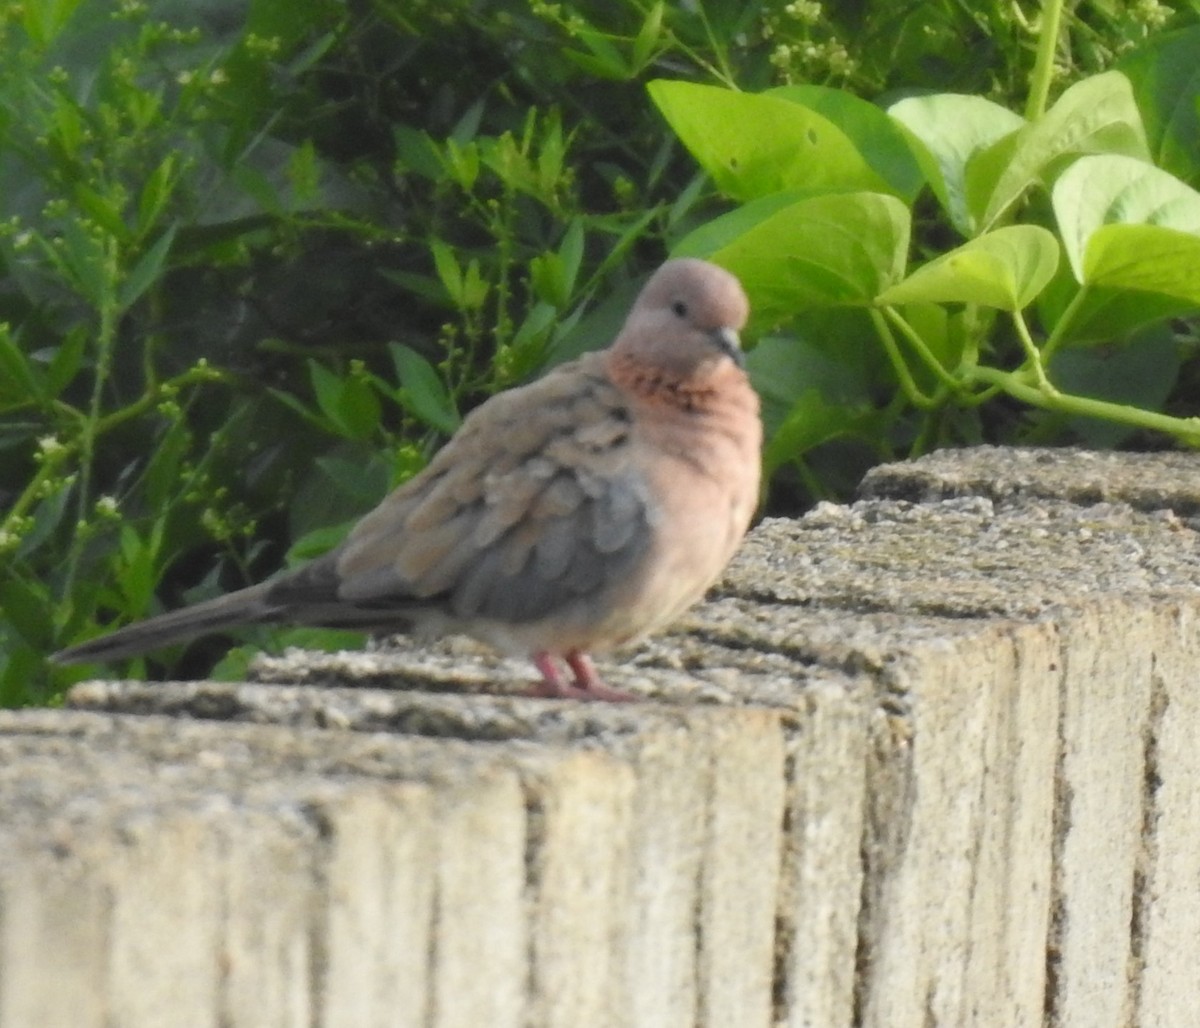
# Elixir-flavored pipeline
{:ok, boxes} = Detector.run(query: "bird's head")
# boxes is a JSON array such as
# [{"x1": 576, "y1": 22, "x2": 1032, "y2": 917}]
[{"x1": 611, "y1": 258, "x2": 750, "y2": 380}]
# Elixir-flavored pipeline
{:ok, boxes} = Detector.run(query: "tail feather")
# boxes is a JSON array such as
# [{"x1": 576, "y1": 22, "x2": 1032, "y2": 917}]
[{"x1": 51, "y1": 583, "x2": 276, "y2": 665}]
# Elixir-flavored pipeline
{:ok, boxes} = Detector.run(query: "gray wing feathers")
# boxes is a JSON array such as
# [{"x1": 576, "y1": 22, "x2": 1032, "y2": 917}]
[
  {"x1": 445, "y1": 473, "x2": 653, "y2": 622},
  {"x1": 327, "y1": 360, "x2": 656, "y2": 625}
]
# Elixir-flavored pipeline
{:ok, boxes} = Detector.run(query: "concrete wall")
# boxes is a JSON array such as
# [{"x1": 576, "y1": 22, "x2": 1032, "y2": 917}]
[{"x1": 5, "y1": 446, "x2": 1200, "y2": 1026}]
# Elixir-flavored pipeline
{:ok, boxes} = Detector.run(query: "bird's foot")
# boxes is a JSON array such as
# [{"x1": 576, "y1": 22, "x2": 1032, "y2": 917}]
[{"x1": 526, "y1": 651, "x2": 636, "y2": 702}]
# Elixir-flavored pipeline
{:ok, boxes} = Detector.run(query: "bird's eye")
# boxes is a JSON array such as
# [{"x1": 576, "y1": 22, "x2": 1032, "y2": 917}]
[{"x1": 671, "y1": 300, "x2": 688, "y2": 318}]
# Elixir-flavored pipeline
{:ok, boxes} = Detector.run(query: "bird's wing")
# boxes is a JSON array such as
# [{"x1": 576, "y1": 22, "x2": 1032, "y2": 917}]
[{"x1": 269, "y1": 357, "x2": 658, "y2": 626}]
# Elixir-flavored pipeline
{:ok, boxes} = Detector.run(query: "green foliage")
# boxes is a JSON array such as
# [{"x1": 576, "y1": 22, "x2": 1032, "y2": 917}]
[
  {"x1": 653, "y1": 21, "x2": 1200, "y2": 507},
  {"x1": 0, "y1": 0, "x2": 1196, "y2": 703}
]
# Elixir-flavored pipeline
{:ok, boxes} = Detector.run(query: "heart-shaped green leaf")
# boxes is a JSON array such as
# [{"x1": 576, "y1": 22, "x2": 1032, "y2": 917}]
[
  {"x1": 969, "y1": 71, "x2": 1150, "y2": 231},
  {"x1": 675, "y1": 192, "x2": 911, "y2": 322},
  {"x1": 888, "y1": 94, "x2": 1024, "y2": 235},
  {"x1": 649, "y1": 80, "x2": 892, "y2": 201},
  {"x1": 1083, "y1": 224, "x2": 1200, "y2": 304},
  {"x1": 877, "y1": 225, "x2": 1059, "y2": 311},
  {"x1": 769, "y1": 85, "x2": 925, "y2": 201},
  {"x1": 1052, "y1": 153, "x2": 1200, "y2": 281},
  {"x1": 1117, "y1": 25, "x2": 1200, "y2": 185}
]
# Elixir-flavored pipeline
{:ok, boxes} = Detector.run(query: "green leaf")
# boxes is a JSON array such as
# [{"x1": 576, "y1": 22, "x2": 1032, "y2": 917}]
[
  {"x1": 1052, "y1": 153, "x2": 1200, "y2": 282},
  {"x1": 117, "y1": 523, "x2": 160, "y2": 615},
  {"x1": 770, "y1": 85, "x2": 925, "y2": 202},
  {"x1": 286, "y1": 520, "x2": 356, "y2": 563},
  {"x1": 335, "y1": 375, "x2": 381, "y2": 441},
  {"x1": 308, "y1": 361, "x2": 381, "y2": 439},
  {"x1": 532, "y1": 221, "x2": 586, "y2": 307},
  {"x1": 1049, "y1": 323, "x2": 1182, "y2": 446},
  {"x1": 631, "y1": 1, "x2": 665, "y2": 70},
  {"x1": 137, "y1": 153, "x2": 178, "y2": 238},
  {"x1": 648, "y1": 80, "x2": 893, "y2": 201},
  {"x1": 443, "y1": 139, "x2": 479, "y2": 191},
  {"x1": 877, "y1": 226, "x2": 1060, "y2": 310},
  {"x1": 1082, "y1": 224, "x2": 1200, "y2": 305},
  {"x1": 44, "y1": 324, "x2": 87, "y2": 395},
  {"x1": 1039, "y1": 277, "x2": 1194, "y2": 347},
  {"x1": 21, "y1": 0, "x2": 85, "y2": 45},
  {"x1": 558, "y1": 218, "x2": 585, "y2": 298},
  {"x1": 902, "y1": 302, "x2": 965, "y2": 385},
  {"x1": 675, "y1": 192, "x2": 911, "y2": 323},
  {"x1": 563, "y1": 26, "x2": 629, "y2": 80},
  {"x1": 530, "y1": 252, "x2": 567, "y2": 308},
  {"x1": 232, "y1": 163, "x2": 284, "y2": 216},
  {"x1": 314, "y1": 455, "x2": 389, "y2": 507},
  {"x1": 73, "y1": 184, "x2": 129, "y2": 241},
  {"x1": 535, "y1": 110, "x2": 566, "y2": 195},
  {"x1": 0, "y1": 329, "x2": 45, "y2": 403},
  {"x1": 16, "y1": 478, "x2": 73, "y2": 558},
  {"x1": 1117, "y1": 25, "x2": 1200, "y2": 186},
  {"x1": 119, "y1": 226, "x2": 176, "y2": 312},
  {"x1": 460, "y1": 259, "x2": 488, "y2": 310},
  {"x1": 0, "y1": 574, "x2": 53, "y2": 649},
  {"x1": 762, "y1": 388, "x2": 878, "y2": 480},
  {"x1": 141, "y1": 415, "x2": 192, "y2": 510},
  {"x1": 289, "y1": 443, "x2": 392, "y2": 541},
  {"x1": 747, "y1": 325, "x2": 880, "y2": 419},
  {"x1": 430, "y1": 239, "x2": 463, "y2": 306},
  {"x1": 57, "y1": 218, "x2": 109, "y2": 306},
  {"x1": 287, "y1": 139, "x2": 321, "y2": 203},
  {"x1": 388, "y1": 343, "x2": 460, "y2": 434},
  {"x1": 888, "y1": 93, "x2": 1025, "y2": 236},
  {"x1": 671, "y1": 190, "x2": 814, "y2": 257},
  {"x1": 268, "y1": 387, "x2": 325, "y2": 431},
  {"x1": 393, "y1": 125, "x2": 444, "y2": 180},
  {"x1": 970, "y1": 71, "x2": 1150, "y2": 232}
]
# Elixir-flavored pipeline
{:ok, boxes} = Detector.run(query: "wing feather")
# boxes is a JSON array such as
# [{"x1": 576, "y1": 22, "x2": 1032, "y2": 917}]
[{"x1": 320, "y1": 356, "x2": 653, "y2": 626}]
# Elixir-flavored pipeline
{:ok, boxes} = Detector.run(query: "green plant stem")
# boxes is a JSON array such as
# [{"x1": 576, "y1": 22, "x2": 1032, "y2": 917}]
[
  {"x1": 868, "y1": 308, "x2": 935, "y2": 408},
  {"x1": 882, "y1": 306, "x2": 969, "y2": 393},
  {"x1": 1, "y1": 453, "x2": 70, "y2": 533},
  {"x1": 63, "y1": 239, "x2": 122, "y2": 597},
  {"x1": 1011, "y1": 308, "x2": 1058, "y2": 394},
  {"x1": 94, "y1": 363, "x2": 228, "y2": 435},
  {"x1": 969, "y1": 365, "x2": 1200, "y2": 445},
  {"x1": 1, "y1": 364, "x2": 226, "y2": 536},
  {"x1": 1026, "y1": 0, "x2": 1065, "y2": 120},
  {"x1": 685, "y1": 0, "x2": 737, "y2": 87},
  {"x1": 910, "y1": 391, "x2": 949, "y2": 455}
]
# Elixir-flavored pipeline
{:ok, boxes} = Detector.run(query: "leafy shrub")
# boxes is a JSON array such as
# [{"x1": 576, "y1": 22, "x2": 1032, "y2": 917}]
[
  {"x1": 0, "y1": 0, "x2": 1195, "y2": 703},
  {"x1": 651, "y1": 20, "x2": 1200, "y2": 499}
]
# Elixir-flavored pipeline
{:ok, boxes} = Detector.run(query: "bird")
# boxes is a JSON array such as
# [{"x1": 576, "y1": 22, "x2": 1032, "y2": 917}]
[{"x1": 53, "y1": 258, "x2": 762, "y2": 701}]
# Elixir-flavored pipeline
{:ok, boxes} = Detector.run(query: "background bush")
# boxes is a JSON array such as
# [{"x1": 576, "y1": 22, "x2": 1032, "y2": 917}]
[{"x1": 1, "y1": 0, "x2": 1196, "y2": 703}]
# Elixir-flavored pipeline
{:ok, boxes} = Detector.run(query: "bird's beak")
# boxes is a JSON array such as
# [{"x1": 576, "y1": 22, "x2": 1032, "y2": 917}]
[{"x1": 710, "y1": 326, "x2": 745, "y2": 368}]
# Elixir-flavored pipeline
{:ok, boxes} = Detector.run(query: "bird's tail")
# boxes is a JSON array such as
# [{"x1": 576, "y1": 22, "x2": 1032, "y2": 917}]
[{"x1": 51, "y1": 582, "x2": 276, "y2": 665}]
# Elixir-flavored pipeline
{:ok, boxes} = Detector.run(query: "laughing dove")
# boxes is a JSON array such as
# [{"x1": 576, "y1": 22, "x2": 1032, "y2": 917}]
[{"x1": 53, "y1": 258, "x2": 761, "y2": 700}]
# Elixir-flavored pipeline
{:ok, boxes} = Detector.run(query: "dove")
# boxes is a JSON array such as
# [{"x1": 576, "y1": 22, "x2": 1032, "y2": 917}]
[{"x1": 53, "y1": 258, "x2": 761, "y2": 700}]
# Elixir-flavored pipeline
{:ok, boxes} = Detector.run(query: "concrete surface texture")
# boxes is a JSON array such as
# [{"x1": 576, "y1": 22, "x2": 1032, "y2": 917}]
[{"x1": 5, "y1": 446, "x2": 1200, "y2": 1026}]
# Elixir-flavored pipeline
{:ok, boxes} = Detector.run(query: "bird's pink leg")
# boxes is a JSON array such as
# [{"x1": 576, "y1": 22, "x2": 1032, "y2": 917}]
[
  {"x1": 526, "y1": 652, "x2": 590, "y2": 699},
  {"x1": 565, "y1": 651, "x2": 636, "y2": 702},
  {"x1": 523, "y1": 652, "x2": 636, "y2": 702}
]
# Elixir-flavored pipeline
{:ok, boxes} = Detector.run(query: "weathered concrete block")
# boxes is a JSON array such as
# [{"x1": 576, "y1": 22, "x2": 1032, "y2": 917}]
[
  {"x1": 53, "y1": 686, "x2": 807, "y2": 1027},
  {"x1": 1133, "y1": 604, "x2": 1200, "y2": 1028},
  {"x1": 7, "y1": 446, "x2": 1200, "y2": 1026}
]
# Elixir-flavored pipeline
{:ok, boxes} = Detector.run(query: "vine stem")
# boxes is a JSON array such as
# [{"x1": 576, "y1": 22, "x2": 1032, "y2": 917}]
[
  {"x1": 62, "y1": 237, "x2": 122, "y2": 599},
  {"x1": 882, "y1": 306, "x2": 968, "y2": 393},
  {"x1": 3, "y1": 364, "x2": 225, "y2": 546},
  {"x1": 969, "y1": 365, "x2": 1200, "y2": 444},
  {"x1": 1011, "y1": 308, "x2": 1059, "y2": 395},
  {"x1": 1026, "y1": 0, "x2": 1065, "y2": 121},
  {"x1": 868, "y1": 308, "x2": 935, "y2": 408}
]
